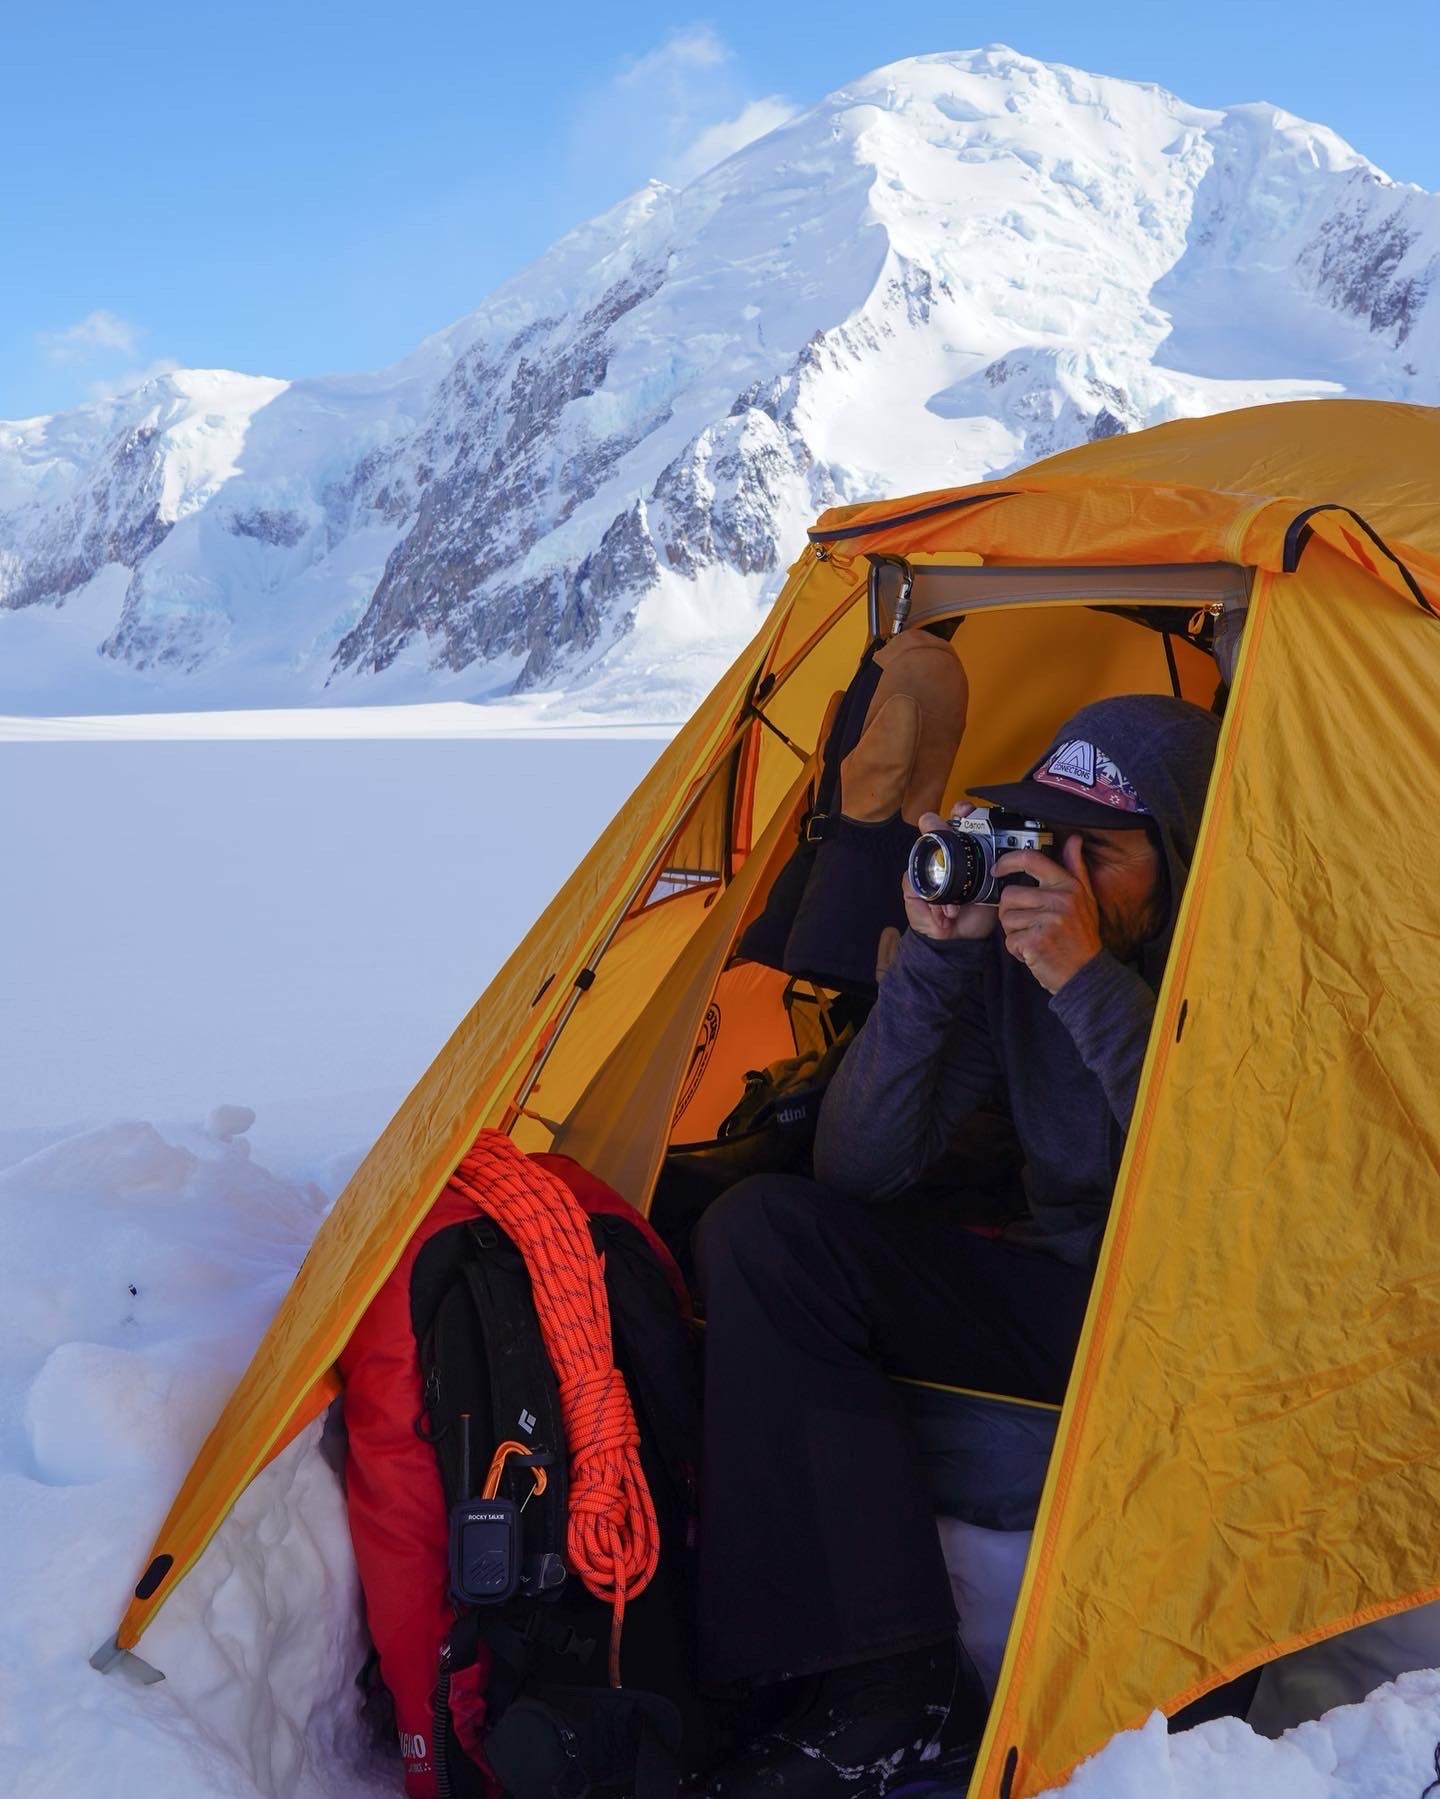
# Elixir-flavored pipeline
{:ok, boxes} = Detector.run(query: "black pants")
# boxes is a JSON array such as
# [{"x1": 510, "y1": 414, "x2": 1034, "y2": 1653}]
[{"x1": 694, "y1": 1174, "x2": 1093, "y2": 1687}]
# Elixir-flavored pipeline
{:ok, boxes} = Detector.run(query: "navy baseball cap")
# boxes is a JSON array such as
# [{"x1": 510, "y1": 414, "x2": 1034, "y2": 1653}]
[{"x1": 970, "y1": 736, "x2": 1153, "y2": 830}]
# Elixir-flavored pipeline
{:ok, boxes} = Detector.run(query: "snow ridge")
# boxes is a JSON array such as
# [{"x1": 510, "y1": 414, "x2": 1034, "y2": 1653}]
[{"x1": 2, "y1": 46, "x2": 1437, "y2": 717}]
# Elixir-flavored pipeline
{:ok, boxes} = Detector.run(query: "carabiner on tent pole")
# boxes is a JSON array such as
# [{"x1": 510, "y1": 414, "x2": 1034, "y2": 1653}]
[{"x1": 867, "y1": 554, "x2": 915, "y2": 639}]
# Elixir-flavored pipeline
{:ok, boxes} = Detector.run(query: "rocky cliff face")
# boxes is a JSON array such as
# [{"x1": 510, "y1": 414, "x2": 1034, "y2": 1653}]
[
  {"x1": 331, "y1": 271, "x2": 673, "y2": 687},
  {"x1": 2, "y1": 48, "x2": 1436, "y2": 716}
]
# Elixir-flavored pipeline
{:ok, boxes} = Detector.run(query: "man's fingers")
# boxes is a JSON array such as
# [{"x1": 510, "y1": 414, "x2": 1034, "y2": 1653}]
[
  {"x1": 1062, "y1": 832, "x2": 1094, "y2": 890},
  {"x1": 998, "y1": 900, "x2": 1065, "y2": 936},
  {"x1": 1004, "y1": 911, "x2": 1058, "y2": 941},
  {"x1": 1005, "y1": 916, "x2": 1055, "y2": 960},
  {"x1": 993, "y1": 848, "x2": 1074, "y2": 888},
  {"x1": 998, "y1": 886, "x2": 1069, "y2": 916},
  {"x1": 917, "y1": 802, "x2": 977, "y2": 833}
]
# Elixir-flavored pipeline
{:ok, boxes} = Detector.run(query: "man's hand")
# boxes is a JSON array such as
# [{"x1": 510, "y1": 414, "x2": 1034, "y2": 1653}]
[
  {"x1": 902, "y1": 807, "x2": 997, "y2": 944},
  {"x1": 993, "y1": 834, "x2": 1103, "y2": 993}
]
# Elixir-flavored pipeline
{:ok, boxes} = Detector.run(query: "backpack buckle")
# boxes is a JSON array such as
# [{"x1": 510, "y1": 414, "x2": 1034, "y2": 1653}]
[{"x1": 520, "y1": 1552, "x2": 568, "y2": 1597}]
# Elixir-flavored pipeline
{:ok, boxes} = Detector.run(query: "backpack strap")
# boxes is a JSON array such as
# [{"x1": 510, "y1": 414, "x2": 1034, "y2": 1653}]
[
  {"x1": 800, "y1": 640, "x2": 883, "y2": 843},
  {"x1": 459, "y1": 1221, "x2": 570, "y2": 1553},
  {"x1": 414, "y1": 1215, "x2": 571, "y2": 1563},
  {"x1": 733, "y1": 644, "x2": 886, "y2": 980}
]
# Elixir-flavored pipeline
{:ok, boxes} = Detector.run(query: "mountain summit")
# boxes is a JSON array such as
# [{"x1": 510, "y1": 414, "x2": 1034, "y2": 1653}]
[{"x1": 3, "y1": 47, "x2": 1436, "y2": 715}]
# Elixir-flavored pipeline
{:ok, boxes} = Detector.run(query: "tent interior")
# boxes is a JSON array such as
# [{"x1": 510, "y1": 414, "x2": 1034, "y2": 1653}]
[{"x1": 516, "y1": 562, "x2": 1227, "y2": 1189}]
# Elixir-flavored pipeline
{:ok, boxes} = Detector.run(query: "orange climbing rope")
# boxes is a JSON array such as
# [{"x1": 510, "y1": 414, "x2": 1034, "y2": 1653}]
[{"x1": 449, "y1": 1131, "x2": 661, "y2": 1687}]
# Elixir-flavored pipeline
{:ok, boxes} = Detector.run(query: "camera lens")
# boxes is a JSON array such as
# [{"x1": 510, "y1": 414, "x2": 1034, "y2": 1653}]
[
  {"x1": 908, "y1": 828, "x2": 986, "y2": 906},
  {"x1": 913, "y1": 839, "x2": 952, "y2": 900}
]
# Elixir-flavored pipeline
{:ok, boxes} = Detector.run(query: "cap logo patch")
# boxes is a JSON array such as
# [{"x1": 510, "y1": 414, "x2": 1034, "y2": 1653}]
[
  {"x1": 1046, "y1": 740, "x2": 1095, "y2": 785},
  {"x1": 1035, "y1": 740, "x2": 1149, "y2": 814}
]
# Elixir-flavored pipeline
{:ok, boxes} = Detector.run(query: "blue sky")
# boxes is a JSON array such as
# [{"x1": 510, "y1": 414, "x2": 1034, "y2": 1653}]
[{"x1": 4, "y1": 0, "x2": 1437, "y2": 420}]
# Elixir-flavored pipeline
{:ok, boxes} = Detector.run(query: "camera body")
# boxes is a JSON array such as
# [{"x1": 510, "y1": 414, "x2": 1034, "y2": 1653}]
[{"x1": 908, "y1": 808, "x2": 1056, "y2": 907}]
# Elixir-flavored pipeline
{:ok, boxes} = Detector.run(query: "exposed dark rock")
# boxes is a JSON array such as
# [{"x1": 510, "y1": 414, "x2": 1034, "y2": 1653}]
[
  {"x1": 516, "y1": 502, "x2": 658, "y2": 690},
  {"x1": 1301, "y1": 191, "x2": 1431, "y2": 344},
  {"x1": 332, "y1": 268, "x2": 672, "y2": 682},
  {"x1": 1, "y1": 422, "x2": 171, "y2": 611},
  {"x1": 970, "y1": 353, "x2": 1140, "y2": 459},
  {"x1": 228, "y1": 507, "x2": 306, "y2": 547},
  {"x1": 1087, "y1": 407, "x2": 1128, "y2": 440},
  {"x1": 651, "y1": 408, "x2": 806, "y2": 579}
]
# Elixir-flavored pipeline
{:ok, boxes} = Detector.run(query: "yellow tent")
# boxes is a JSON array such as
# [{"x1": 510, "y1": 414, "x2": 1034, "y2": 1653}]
[{"x1": 109, "y1": 399, "x2": 1440, "y2": 1798}]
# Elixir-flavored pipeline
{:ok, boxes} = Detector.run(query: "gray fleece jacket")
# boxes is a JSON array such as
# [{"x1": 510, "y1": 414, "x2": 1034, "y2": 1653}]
[{"x1": 813, "y1": 695, "x2": 1221, "y2": 1265}]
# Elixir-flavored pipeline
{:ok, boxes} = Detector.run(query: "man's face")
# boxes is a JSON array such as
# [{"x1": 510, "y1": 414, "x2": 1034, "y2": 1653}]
[{"x1": 1055, "y1": 824, "x2": 1165, "y2": 959}]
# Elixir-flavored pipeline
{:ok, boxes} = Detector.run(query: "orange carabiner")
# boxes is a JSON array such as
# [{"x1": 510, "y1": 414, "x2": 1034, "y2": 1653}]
[{"x1": 481, "y1": 1438, "x2": 549, "y2": 1504}]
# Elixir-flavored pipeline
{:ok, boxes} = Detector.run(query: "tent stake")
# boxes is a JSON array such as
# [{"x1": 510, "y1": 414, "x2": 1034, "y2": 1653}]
[{"x1": 90, "y1": 1633, "x2": 165, "y2": 1684}]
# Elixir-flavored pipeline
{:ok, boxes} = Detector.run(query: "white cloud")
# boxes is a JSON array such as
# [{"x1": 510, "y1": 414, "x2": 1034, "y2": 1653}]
[
  {"x1": 34, "y1": 311, "x2": 181, "y2": 406},
  {"x1": 86, "y1": 357, "x2": 182, "y2": 401},
  {"x1": 38, "y1": 310, "x2": 144, "y2": 364},
  {"x1": 616, "y1": 24, "x2": 730, "y2": 88},
  {"x1": 666, "y1": 95, "x2": 798, "y2": 186},
  {"x1": 570, "y1": 25, "x2": 797, "y2": 198}
]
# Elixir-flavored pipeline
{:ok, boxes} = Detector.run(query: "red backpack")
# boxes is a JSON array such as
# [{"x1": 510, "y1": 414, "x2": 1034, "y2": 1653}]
[{"x1": 339, "y1": 1144, "x2": 701, "y2": 1797}]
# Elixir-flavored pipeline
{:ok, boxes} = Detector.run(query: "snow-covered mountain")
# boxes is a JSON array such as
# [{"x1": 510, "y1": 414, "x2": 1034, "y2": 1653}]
[{"x1": 3, "y1": 46, "x2": 1437, "y2": 717}]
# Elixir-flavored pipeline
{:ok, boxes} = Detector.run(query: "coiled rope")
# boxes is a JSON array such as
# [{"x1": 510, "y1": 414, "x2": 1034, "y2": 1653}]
[{"x1": 449, "y1": 1131, "x2": 660, "y2": 1686}]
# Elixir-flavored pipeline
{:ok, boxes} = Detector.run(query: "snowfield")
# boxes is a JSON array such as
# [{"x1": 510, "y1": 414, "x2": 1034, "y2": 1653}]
[
  {"x1": 0, "y1": 723, "x2": 665, "y2": 1151},
  {"x1": 6, "y1": 717, "x2": 1440, "y2": 1797}
]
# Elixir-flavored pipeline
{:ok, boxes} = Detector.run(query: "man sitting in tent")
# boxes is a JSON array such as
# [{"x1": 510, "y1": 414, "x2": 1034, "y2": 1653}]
[{"x1": 696, "y1": 692, "x2": 1221, "y2": 1797}]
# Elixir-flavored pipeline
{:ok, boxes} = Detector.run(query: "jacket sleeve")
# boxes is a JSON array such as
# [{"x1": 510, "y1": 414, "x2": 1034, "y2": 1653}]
[
  {"x1": 1047, "y1": 949, "x2": 1156, "y2": 1130},
  {"x1": 813, "y1": 928, "x2": 1002, "y2": 1201}
]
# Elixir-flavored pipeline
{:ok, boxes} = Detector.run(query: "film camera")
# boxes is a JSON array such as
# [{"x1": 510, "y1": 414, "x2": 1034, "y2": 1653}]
[{"x1": 907, "y1": 808, "x2": 1056, "y2": 908}]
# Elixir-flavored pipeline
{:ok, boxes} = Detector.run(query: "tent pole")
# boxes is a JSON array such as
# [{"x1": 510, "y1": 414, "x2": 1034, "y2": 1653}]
[
  {"x1": 507, "y1": 892, "x2": 646, "y2": 1127},
  {"x1": 506, "y1": 732, "x2": 751, "y2": 1127}
]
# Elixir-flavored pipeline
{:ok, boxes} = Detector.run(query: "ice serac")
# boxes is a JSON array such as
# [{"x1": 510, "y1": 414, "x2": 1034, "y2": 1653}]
[{"x1": 2, "y1": 47, "x2": 1437, "y2": 716}]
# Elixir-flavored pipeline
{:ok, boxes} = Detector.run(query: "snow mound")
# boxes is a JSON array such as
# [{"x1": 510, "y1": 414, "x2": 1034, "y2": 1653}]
[
  {"x1": 0, "y1": 1115, "x2": 389, "y2": 1798},
  {"x1": 1042, "y1": 1675, "x2": 1440, "y2": 1797}
]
